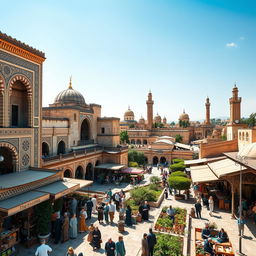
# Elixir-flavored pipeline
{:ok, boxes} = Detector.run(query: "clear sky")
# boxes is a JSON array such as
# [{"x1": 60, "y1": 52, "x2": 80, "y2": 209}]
[{"x1": 1, "y1": 0, "x2": 256, "y2": 122}]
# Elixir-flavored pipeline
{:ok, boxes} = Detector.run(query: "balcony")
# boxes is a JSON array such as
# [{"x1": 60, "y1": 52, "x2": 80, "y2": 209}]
[{"x1": 42, "y1": 145, "x2": 103, "y2": 164}]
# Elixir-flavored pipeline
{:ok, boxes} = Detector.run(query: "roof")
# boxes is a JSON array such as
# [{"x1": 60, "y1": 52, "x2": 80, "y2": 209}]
[
  {"x1": 184, "y1": 156, "x2": 226, "y2": 166},
  {"x1": 0, "y1": 191, "x2": 49, "y2": 216},
  {"x1": 225, "y1": 151, "x2": 256, "y2": 171},
  {"x1": 0, "y1": 31, "x2": 45, "y2": 58},
  {"x1": 158, "y1": 136, "x2": 174, "y2": 139},
  {"x1": 98, "y1": 117, "x2": 120, "y2": 121},
  {"x1": 208, "y1": 158, "x2": 246, "y2": 177},
  {"x1": 94, "y1": 163, "x2": 125, "y2": 170},
  {"x1": 175, "y1": 143, "x2": 191, "y2": 150},
  {"x1": 190, "y1": 165, "x2": 218, "y2": 183},
  {"x1": 155, "y1": 139, "x2": 174, "y2": 145},
  {"x1": 0, "y1": 170, "x2": 56, "y2": 189}
]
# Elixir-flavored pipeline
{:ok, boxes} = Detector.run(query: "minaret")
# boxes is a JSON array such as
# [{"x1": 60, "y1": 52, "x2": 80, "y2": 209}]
[
  {"x1": 229, "y1": 83, "x2": 241, "y2": 124},
  {"x1": 205, "y1": 97, "x2": 210, "y2": 125},
  {"x1": 69, "y1": 76, "x2": 72, "y2": 89},
  {"x1": 146, "y1": 90, "x2": 154, "y2": 129}
]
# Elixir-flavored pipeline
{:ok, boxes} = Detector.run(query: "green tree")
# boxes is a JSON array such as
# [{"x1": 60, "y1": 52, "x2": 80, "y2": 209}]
[
  {"x1": 168, "y1": 176, "x2": 191, "y2": 195},
  {"x1": 128, "y1": 150, "x2": 145, "y2": 165},
  {"x1": 175, "y1": 134, "x2": 183, "y2": 143},
  {"x1": 247, "y1": 113, "x2": 256, "y2": 128},
  {"x1": 120, "y1": 130, "x2": 129, "y2": 143}
]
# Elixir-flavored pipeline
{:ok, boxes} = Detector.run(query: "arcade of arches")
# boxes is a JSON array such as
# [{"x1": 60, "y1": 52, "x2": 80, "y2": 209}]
[{"x1": 57, "y1": 141, "x2": 66, "y2": 155}]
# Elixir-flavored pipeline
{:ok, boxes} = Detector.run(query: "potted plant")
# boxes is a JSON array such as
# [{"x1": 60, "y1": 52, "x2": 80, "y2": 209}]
[{"x1": 35, "y1": 200, "x2": 52, "y2": 242}]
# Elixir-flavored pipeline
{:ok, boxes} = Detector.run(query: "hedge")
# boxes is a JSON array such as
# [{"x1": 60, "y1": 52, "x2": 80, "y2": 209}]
[
  {"x1": 169, "y1": 162, "x2": 186, "y2": 172},
  {"x1": 170, "y1": 171, "x2": 187, "y2": 177},
  {"x1": 129, "y1": 161, "x2": 139, "y2": 167}
]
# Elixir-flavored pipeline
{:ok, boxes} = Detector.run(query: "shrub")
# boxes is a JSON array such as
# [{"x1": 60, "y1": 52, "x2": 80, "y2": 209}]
[
  {"x1": 35, "y1": 200, "x2": 52, "y2": 235},
  {"x1": 168, "y1": 176, "x2": 191, "y2": 195},
  {"x1": 150, "y1": 176, "x2": 161, "y2": 184},
  {"x1": 170, "y1": 171, "x2": 187, "y2": 177},
  {"x1": 149, "y1": 183, "x2": 160, "y2": 191},
  {"x1": 130, "y1": 187, "x2": 157, "y2": 204},
  {"x1": 128, "y1": 150, "x2": 146, "y2": 165},
  {"x1": 169, "y1": 162, "x2": 185, "y2": 172},
  {"x1": 172, "y1": 159, "x2": 184, "y2": 164},
  {"x1": 154, "y1": 234, "x2": 183, "y2": 256},
  {"x1": 129, "y1": 161, "x2": 139, "y2": 167}
]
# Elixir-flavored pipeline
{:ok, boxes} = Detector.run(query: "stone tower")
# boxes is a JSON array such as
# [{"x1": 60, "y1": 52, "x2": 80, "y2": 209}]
[
  {"x1": 205, "y1": 97, "x2": 211, "y2": 125},
  {"x1": 146, "y1": 91, "x2": 154, "y2": 129},
  {"x1": 229, "y1": 84, "x2": 241, "y2": 124}
]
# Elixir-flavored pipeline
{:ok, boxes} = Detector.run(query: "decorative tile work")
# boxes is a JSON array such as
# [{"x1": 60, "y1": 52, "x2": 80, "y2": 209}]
[
  {"x1": 0, "y1": 50, "x2": 40, "y2": 167},
  {"x1": 57, "y1": 136, "x2": 68, "y2": 148},
  {"x1": 0, "y1": 138, "x2": 19, "y2": 152}
]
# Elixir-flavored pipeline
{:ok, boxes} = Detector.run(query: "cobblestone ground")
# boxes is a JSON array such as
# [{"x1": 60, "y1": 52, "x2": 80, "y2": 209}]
[{"x1": 18, "y1": 167, "x2": 256, "y2": 256}]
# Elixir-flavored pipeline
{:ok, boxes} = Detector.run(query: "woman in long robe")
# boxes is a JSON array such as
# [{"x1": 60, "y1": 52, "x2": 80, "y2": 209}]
[
  {"x1": 87, "y1": 224, "x2": 94, "y2": 243},
  {"x1": 62, "y1": 213, "x2": 69, "y2": 242},
  {"x1": 92, "y1": 227, "x2": 102, "y2": 250},
  {"x1": 141, "y1": 233, "x2": 149, "y2": 256},
  {"x1": 142, "y1": 201, "x2": 150, "y2": 221},
  {"x1": 79, "y1": 209, "x2": 87, "y2": 232},
  {"x1": 69, "y1": 214, "x2": 78, "y2": 239},
  {"x1": 125, "y1": 206, "x2": 132, "y2": 226},
  {"x1": 91, "y1": 195, "x2": 97, "y2": 214},
  {"x1": 97, "y1": 204, "x2": 104, "y2": 224}
]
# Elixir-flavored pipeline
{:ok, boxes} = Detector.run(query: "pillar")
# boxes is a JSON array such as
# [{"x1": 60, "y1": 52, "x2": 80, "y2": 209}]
[
  {"x1": 205, "y1": 97, "x2": 210, "y2": 125},
  {"x1": 146, "y1": 91, "x2": 154, "y2": 129}
]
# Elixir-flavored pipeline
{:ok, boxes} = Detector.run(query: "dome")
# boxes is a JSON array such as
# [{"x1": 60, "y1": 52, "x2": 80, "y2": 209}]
[
  {"x1": 139, "y1": 116, "x2": 145, "y2": 124},
  {"x1": 124, "y1": 106, "x2": 134, "y2": 121},
  {"x1": 154, "y1": 113, "x2": 162, "y2": 123},
  {"x1": 54, "y1": 79, "x2": 85, "y2": 105},
  {"x1": 238, "y1": 143, "x2": 256, "y2": 159},
  {"x1": 179, "y1": 110, "x2": 189, "y2": 121}
]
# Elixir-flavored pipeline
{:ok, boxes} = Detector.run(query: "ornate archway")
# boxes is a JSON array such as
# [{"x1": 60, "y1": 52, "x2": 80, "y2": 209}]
[
  {"x1": 153, "y1": 156, "x2": 159, "y2": 165},
  {"x1": 0, "y1": 143, "x2": 18, "y2": 174},
  {"x1": 64, "y1": 169, "x2": 72, "y2": 178},
  {"x1": 160, "y1": 156, "x2": 167, "y2": 164},
  {"x1": 57, "y1": 140, "x2": 66, "y2": 155},
  {"x1": 85, "y1": 163, "x2": 93, "y2": 180},
  {"x1": 136, "y1": 139, "x2": 141, "y2": 145},
  {"x1": 75, "y1": 166, "x2": 84, "y2": 179},
  {"x1": 9, "y1": 75, "x2": 32, "y2": 127},
  {"x1": 0, "y1": 75, "x2": 5, "y2": 127},
  {"x1": 80, "y1": 118, "x2": 91, "y2": 143},
  {"x1": 42, "y1": 142, "x2": 50, "y2": 156}
]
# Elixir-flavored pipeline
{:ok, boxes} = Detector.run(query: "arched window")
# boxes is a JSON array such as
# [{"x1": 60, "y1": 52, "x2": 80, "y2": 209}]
[
  {"x1": 10, "y1": 81, "x2": 29, "y2": 127},
  {"x1": 246, "y1": 132, "x2": 249, "y2": 141},
  {"x1": 80, "y1": 119, "x2": 90, "y2": 142},
  {"x1": 160, "y1": 157, "x2": 167, "y2": 164},
  {"x1": 153, "y1": 156, "x2": 159, "y2": 165},
  {"x1": 57, "y1": 141, "x2": 66, "y2": 155},
  {"x1": 136, "y1": 139, "x2": 141, "y2": 145},
  {"x1": 74, "y1": 113, "x2": 77, "y2": 121},
  {"x1": 143, "y1": 139, "x2": 147, "y2": 145},
  {"x1": 131, "y1": 139, "x2": 135, "y2": 144}
]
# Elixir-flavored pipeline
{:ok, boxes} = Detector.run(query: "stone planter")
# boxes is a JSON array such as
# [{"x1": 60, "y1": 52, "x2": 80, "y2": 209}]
[
  {"x1": 174, "y1": 194, "x2": 185, "y2": 200},
  {"x1": 148, "y1": 189, "x2": 165, "y2": 208}
]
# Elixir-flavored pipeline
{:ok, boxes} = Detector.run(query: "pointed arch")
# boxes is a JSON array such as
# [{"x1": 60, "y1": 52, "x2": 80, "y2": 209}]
[{"x1": 0, "y1": 75, "x2": 5, "y2": 127}]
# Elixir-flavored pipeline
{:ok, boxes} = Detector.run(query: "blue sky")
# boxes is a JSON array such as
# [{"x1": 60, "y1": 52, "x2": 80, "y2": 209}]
[{"x1": 1, "y1": 0, "x2": 256, "y2": 122}]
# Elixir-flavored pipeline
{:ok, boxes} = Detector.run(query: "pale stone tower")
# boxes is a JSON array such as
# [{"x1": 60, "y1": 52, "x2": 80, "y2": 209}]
[
  {"x1": 205, "y1": 97, "x2": 211, "y2": 125},
  {"x1": 146, "y1": 91, "x2": 154, "y2": 129},
  {"x1": 229, "y1": 84, "x2": 241, "y2": 124}
]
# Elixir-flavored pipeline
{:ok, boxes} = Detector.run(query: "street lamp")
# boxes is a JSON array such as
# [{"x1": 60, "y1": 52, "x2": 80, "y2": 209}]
[{"x1": 235, "y1": 154, "x2": 247, "y2": 256}]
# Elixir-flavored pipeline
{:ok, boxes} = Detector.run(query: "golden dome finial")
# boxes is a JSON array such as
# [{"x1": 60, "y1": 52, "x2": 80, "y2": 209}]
[{"x1": 69, "y1": 76, "x2": 73, "y2": 89}]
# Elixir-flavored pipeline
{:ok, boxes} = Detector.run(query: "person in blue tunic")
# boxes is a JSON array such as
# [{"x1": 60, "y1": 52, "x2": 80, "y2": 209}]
[
  {"x1": 125, "y1": 205, "x2": 132, "y2": 226},
  {"x1": 116, "y1": 236, "x2": 126, "y2": 256},
  {"x1": 217, "y1": 228, "x2": 229, "y2": 243},
  {"x1": 201, "y1": 223, "x2": 211, "y2": 240},
  {"x1": 147, "y1": 228, "x2": 157, "y2": 256},
  {"x1": 104, "y1": 202, "x2": 110, "y2": 224}
]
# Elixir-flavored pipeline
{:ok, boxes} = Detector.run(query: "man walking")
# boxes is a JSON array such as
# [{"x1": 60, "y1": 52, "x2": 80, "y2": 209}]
[
  {"x1": 109, "y1": 201, "x2": 116, "y2": 224},
  {"x1": 35, "y1": 239, "x2": 52, "y2": 256},
  {"x1": 167, "y1": 205, "x2": 175, "y2": 223},
  {"x1": 147, "y1": 228, "x2": 157, "y2": 256},
  {"x1": 86, "y1": 198, "x2": 93, "y2": 219},
  {"x1": 195, "y1": 200, "x2": 202, "y2": 219},
  {"x1": 105, "y1": 238, "x2": 116, "y2": 256}
]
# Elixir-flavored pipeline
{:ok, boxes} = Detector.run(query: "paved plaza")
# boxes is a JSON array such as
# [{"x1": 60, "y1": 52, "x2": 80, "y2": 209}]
[{"x1": 18, "y1": 167, "x2": 256, "y2": 256}]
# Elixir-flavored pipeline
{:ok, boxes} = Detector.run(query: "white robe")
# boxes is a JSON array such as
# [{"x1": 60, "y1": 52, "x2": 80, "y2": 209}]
[
  {"x1": 91, "y1": 197, "x2": 97, "y2": 213},
  {"x1": 69, "y1": 217, "x2": 78, "y2": 238}
]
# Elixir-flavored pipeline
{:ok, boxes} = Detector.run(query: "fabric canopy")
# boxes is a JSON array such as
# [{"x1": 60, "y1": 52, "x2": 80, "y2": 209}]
[
  {"x1": 94, "y1": 163, "x2": 125, "y2": 170},
  {"x1": 120, "y1": 168, "x2": 144, "y2": 175},
  {"x1": 208, "y1": 158, "x2": 246, "y2": 177},
  {"x1": 190, "y1": 165, "x2": 218, "y2": 183}
]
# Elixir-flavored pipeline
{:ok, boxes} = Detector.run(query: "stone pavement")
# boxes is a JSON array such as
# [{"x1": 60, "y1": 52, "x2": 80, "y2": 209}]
[
  {"x1": 18, "y1": 167, "x2": 256, "y2": 256},
  {"x1": 18, "y1": 205, "x2": 162, "y2": 256}
]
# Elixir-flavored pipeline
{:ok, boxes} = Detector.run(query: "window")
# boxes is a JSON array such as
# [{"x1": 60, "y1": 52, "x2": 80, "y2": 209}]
[
  {"x1": 74, "y1": 113, "x2": 77, "y2": 121},
  {"x1": 11, "y1": 105, "x2": 18, "y2": 126},
  {"x1": 101, "y1": 127, "x2": 105, "y2": 134}
]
